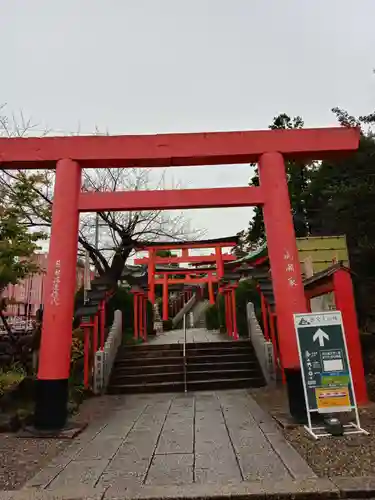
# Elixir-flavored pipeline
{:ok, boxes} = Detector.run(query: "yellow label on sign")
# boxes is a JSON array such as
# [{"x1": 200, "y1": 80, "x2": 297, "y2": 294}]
[{"x1": 315, "y1": 387, "x2": 350, "y2": 409}]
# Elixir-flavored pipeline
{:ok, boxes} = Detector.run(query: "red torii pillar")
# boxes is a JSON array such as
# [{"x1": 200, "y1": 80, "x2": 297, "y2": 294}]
[
  {"x1": 208, "y1": 272, "x2": 215, "y2": 305},
  {"x1": 259, "y1": 152, "x2": 307, "y2": 370},
  {"x1": 224, "y1": 290, "x2": 231, "y2": 336},
  {"x1": 133, "y1": 292, "x2": 139, "y2": 341},
  {"x1": 35, "y1": 159, "x2": 81, "y2": 429},
  {"x1": 333, "y1": 269, "x2": 367, "y2": 404},
  {"x1": 215, "y1": 247, "x2": 224, "y2": 278},
  {"x1": 148, "y1": 249, "x2": 156, "y2": 304},
  {"x1": 259, "y1": 290, "x2": 270, "y2": 341},
  {"x1": 162, "y1": 273, "x2": 169, "y2": 321},
  {"x1": 230, "y1": 285, "x2": 239, "y2": 340}
]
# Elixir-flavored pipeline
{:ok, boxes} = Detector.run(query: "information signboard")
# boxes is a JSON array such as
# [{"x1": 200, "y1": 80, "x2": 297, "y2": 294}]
[{"x1": 294, "y1": 311, "x2": 367, "y2": 438}]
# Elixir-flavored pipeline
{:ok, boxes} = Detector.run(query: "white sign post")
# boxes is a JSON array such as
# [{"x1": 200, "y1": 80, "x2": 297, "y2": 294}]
[{"x1": 294, "y1": 311, "x2": 368, "y2": 439}]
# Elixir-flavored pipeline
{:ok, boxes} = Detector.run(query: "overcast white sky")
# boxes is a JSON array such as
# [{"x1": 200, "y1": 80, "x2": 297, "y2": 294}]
[{"x1": 1, "y1": 0, "x2": 375, "y2": 242}]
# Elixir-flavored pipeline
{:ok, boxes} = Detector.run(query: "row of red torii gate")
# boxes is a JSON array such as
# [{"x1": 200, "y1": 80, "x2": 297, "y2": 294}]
[
  {"x1": 0, "y1": 124, "x2": 367, "y2": 429},
  {"x1": 130, "y1": 236, "x2": 367, "y2": 408}
]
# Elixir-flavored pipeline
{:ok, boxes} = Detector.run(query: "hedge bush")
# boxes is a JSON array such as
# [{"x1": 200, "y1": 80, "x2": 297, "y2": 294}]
[
  {"x1": 162, "y1": 319, "x2": 173, "y2": 331},
  {"x1": 205, "y1": 304, "x2": 220, "y2": 330},
  {"x1": 203, "y1": 279, "x2": 262, "y2": 337}
]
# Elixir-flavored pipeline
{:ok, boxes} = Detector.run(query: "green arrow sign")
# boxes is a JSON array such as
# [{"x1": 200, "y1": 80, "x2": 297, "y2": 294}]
[{"x1": 294, "y1": 311, "x2": 355, "y2": 413}]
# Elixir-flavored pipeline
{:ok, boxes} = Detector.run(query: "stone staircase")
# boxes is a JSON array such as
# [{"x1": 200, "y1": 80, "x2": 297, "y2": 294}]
[{"x1": 108, "y1": 340, "x2": 265, "y2": 394}]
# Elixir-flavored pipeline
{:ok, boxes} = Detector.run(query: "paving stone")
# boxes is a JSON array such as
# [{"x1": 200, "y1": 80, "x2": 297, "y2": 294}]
[
  {"x1": 5, "y1": 487, "x2": 105, "y2": 500},
  {"x1": 117, "y1": 429, "x2": 160, "y2": 458},
  {"x1": 195, "y1": 398, "x2": 221, "y2": 413},
  {"x1": 104, "y1": 478, "x2": 338, "y2": 500},
  {"x1": 331, "y1": 475, "x2": 375, "y2": 497},
  {"x1": 23, "y1": 465, "x2": 64, "y2": 489},
  {"x1": 94, "y1": 423, "x2": 133, "y2": 439},
  {"x1": 145, "y1": 454, "x2": 193, "y2": 486},
  {"x1": 238, "y1": 450, "x2": 291, "y2": 481},
  {"x1": 47, "y1": 459, "x2": 109, "y2": 489},
  {"x1": 46, "y1": 443, "x2": 85, "y2": 468},
  {"x1": 263, "y1": 432, "x2": 316, "y2": 479},
  {"x1": 156, "y1": 427, "x2": 193, "y2": 454},
  {"x1": 194, "y1": 451, "x2": 242, "y2": 483},
  {"x1": 194, "y1": 468, "x2": 242, "y2": 485},
  {"x1": 74, "y1": 437, "x2": 121, "y2": 461},
  {"x1": 96, "y1": 456, "x2": 150, "y2": 489}
]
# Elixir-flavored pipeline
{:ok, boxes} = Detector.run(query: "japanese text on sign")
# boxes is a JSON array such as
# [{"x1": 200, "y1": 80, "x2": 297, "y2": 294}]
[
  {"x1": 284, "y1": 248, "x2": 298, "y2": 287},
  {"x1": 50, "y1": 260, "x2": 61, "y2": 306}
]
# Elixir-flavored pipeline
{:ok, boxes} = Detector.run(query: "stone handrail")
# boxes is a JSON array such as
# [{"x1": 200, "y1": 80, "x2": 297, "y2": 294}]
[
  {"x1": 172, "y1": 293, "x2": 197, "y2": 328},
  {"x1": 246, "y1": 302, "x2": 275, "y2": 384},
  {"x1": 93, "y1": 309, "x2": 122, "y2": 394}
]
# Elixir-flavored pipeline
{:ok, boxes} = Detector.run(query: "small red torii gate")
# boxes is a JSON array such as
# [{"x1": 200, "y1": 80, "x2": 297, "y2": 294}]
[
  {"x1": 0, "y1": 126, "x2": 360, "y2": 429},
  {"x1": 134, "y1": 238, "x2": 237, "y2": 320},
  {"x1": 134, "y1": 237, "x2": 237, "y2": 306}
]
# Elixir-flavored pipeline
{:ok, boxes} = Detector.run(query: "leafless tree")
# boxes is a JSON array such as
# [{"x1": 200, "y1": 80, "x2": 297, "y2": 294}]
[{"x1": 0, "y1": 105, "x2": 206, "y2": 283}]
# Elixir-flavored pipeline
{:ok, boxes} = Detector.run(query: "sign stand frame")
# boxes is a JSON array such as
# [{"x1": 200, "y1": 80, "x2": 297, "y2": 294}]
[{"x1": 294, "y1": 311, "x2": 369, "y2": 440}]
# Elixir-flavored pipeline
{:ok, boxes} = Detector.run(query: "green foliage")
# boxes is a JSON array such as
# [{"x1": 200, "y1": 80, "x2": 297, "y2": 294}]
[
  {"x1": 162, "y1": 319, "x2": 173, "y2": 331},
  {"x1": 0, "y1": 364, "x2": 26, "y2": 396},
  {"x1": 156, "y1": 250, "x2": 173, "y2": 258},
  {"x1": 234, "y1": 280, "x2": 261, "y2": 337},
  {"x1": 240, "y1": 113, "x2": 308, "y2": 251},
  {"x1": 304, "y1": 130, "x2": 375, "y2": 325},
  {"x1": 205, "y1": 304, "x2": 220, "y2": 330},
  {"x1": 106, "y1": 287, "x2": 154, "y2": 337},
  {"x1": 0, "y1": 184, "x2": 46, "y2": 292},
  {"x1": 238, "y1": 105, "x2": 375, "y2": 326},
  {"x1": 146, "y1": 300, "x2": 155, "y2": 335},
  {"x1": 204, "y1": 281, "x2": 260, "y2": 337},
  {"x1": 106, "y1": 286, "x2": 135, "y2": 332}
]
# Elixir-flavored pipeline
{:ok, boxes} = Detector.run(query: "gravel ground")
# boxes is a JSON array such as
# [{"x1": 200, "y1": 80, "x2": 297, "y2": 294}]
[
  {"x1": 250, "y1": 383, "x2": 375, "y2": 478},
  {"x1": 0, "y1": 395, "x2": 118, "y2": 491}
]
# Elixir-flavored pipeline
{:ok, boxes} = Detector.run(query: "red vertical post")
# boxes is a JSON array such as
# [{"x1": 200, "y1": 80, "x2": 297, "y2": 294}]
[
  {"x1": 83, "y1": 327, "x2": 90, "y2": 390},
  {"x1": 260, "y1": 292, "x2": 270, "y2": 341},
  {"x1": 231, "y1": 287, "x2": 239, "y2": 340},
  {"x1": 224, "y1": 292, "x2": 229, "y2": 334},
  {"x1": 227, "y1": 291, "x2": 233, "y2": 337},
  {"x1": 133, "y1": 293, "x2": 138, "y2": 340},
  {"x1": 215, "y1": 247, "x2": 224, "y2": 279},
  {"x1": 100, "y1": 300, "x2": 105, "y2": 350},
  {"x1": 163, "y1": 273, "x2": 168, "y2": 321},
  {"x1": 268, "y1": 306, "x2": 279, "y2": 375},
  {"x1": 259, "y1": 152, "x2": 307, "y2": 369},
  {"x1": 35, "y1": 159, "x2": 81, "y2": 430},
  {"x1": 333, "y1": 269, "x2": 368, "y2": 404},
  {"x1": 93, "y1": 314, "x2": 99, "y2": 357},
  {"x1": 143, "y1": 295, "x2": 147, "y2": 341},
  {"x1": 148, "y1": 249, "x2": 156, "y2": 304},
  {"x1": 208, "y1": 274, "x2": 215, "y2": 305},
  {"x1": 139, "y1": 295, "x2": 143, "y2": 341}
]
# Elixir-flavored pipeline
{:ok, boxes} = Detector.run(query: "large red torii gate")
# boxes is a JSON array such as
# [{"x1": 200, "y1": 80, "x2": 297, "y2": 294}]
[{"x1": 0, "y1": 126, "x2": 359, "y2": 429}]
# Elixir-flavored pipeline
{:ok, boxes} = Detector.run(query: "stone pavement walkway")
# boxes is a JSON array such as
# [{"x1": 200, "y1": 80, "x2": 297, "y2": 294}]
[
  {"x1": 24, "y1": 390, "x2": 316, "y2": 496},
  {"x1": 149, "y1": 328, "x2": 231, "y2": 345}
]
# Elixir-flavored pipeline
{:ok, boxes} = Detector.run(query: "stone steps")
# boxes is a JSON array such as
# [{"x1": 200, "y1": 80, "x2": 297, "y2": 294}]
[{"x1": 108, "y1": 338, "x2": 265, "y2": 394}]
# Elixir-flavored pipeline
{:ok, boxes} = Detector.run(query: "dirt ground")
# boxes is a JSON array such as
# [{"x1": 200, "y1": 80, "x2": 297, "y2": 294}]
[
  {"x1": 251, "y1": 379, "x2": 375, "y2": 478},
  {"x1": 0, "y1": 396, "x2": 112, "y2": 490}
]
